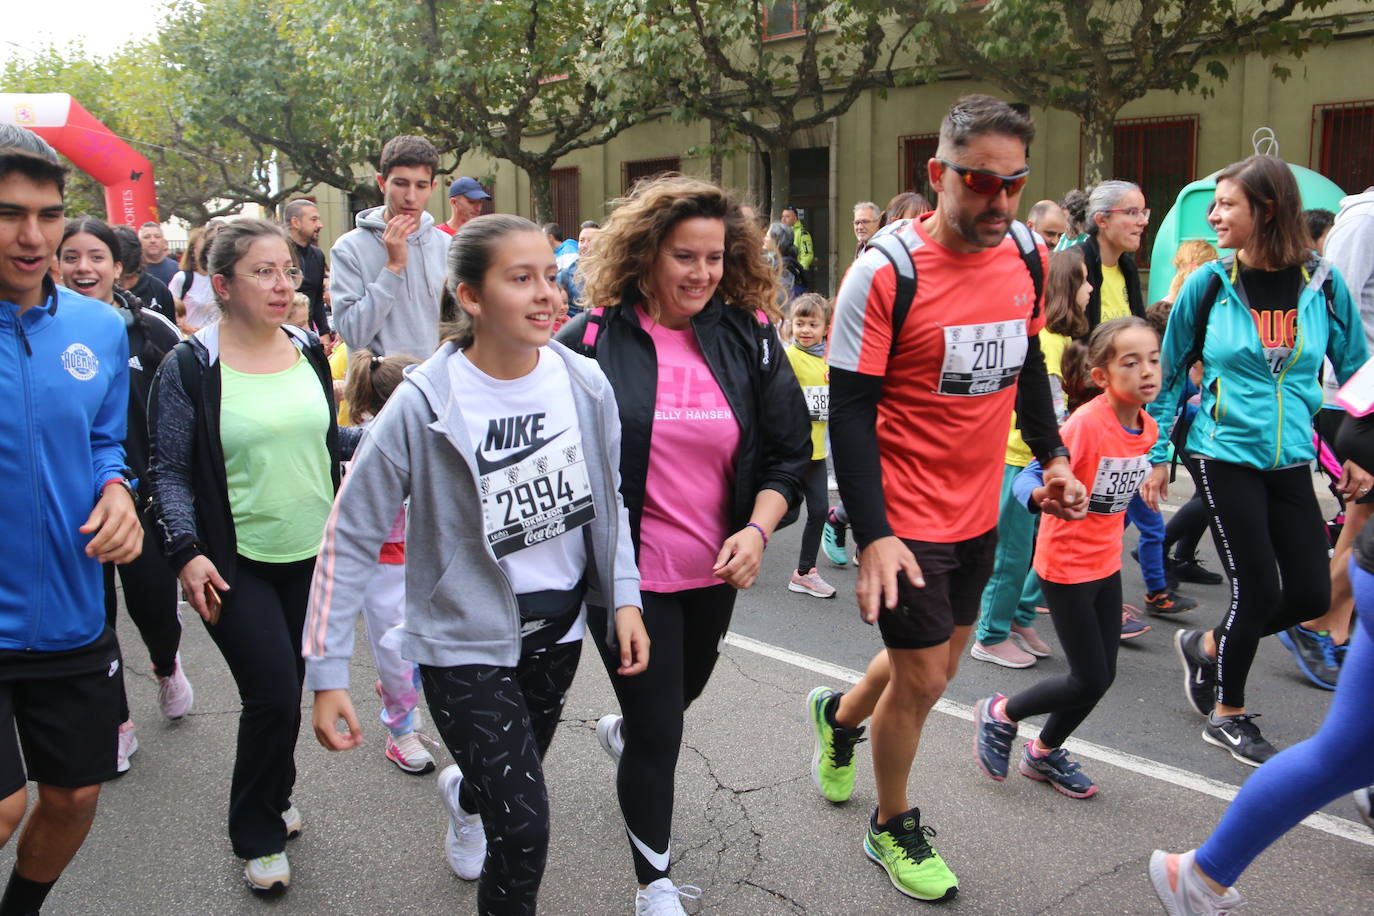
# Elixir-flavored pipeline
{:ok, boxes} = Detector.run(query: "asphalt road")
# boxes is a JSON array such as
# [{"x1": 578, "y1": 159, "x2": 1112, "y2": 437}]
[{"x1": 4, "y1": 471, "x2": 1371, "y2": 915}]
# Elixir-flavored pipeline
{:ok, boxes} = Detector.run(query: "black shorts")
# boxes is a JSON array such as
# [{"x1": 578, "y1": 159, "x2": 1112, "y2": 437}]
[
  {"x1": 877, "y1": 529, "x2": 998, "y2": 650},
  {"x1": 0, "y1": 627, "x2": 122, "y2": 796}
]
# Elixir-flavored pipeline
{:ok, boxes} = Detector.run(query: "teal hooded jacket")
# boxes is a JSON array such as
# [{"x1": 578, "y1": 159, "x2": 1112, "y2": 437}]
[{"x1": 1149, "y1": 256, "x2": 1368, "y2": 470}]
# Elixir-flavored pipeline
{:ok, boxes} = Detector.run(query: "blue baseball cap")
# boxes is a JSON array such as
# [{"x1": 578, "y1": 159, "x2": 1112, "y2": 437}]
[{"x1": 448, "y1": 177, "x2": 491, "y2": 200}]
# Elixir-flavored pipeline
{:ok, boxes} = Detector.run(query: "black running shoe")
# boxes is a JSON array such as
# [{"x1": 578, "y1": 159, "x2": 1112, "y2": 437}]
[
  {"x1": 1170, "y1": 555, "x2": 1224, "y2": 586},
  {"x1": 1203, "y1": 713, "x2": 1278, "y2": 767},
  {"x1": 1174, "y1": 629, "x2": 1216, "y2": 717}
]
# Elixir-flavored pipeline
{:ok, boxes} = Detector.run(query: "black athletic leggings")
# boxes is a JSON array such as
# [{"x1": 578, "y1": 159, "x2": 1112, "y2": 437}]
[
  {"x1": 1194, "y1": 457, "x2": 1331, "y2": 708},
  {"x1": 1165, "y1": 457, "x2": 1212, "y2": 561},
  {"x1": 797, "y1": 458, "x2": 828, "y2": 574},
  {"x1": 588, "y1": 584, "x2": 736, "y2": 884},
  {"x1": 1005, "y1": 574, "x2": 1122, "y2": 748},
  {"x1": 420, "y1": 610, "x2": 581, "y2": 916},
  {"x1": 102, "y1": 523, "x2": 182, "y2": 721}
]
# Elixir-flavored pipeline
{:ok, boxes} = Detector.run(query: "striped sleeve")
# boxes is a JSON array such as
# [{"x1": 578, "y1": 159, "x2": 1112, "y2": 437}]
[{"x1": 827, "y1": 246, "x2": 899, "y2": 377}]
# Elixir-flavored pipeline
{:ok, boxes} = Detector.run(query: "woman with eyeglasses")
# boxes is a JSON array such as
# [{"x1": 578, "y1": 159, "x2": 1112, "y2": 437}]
[
  {"x1": 148, "y1": 218, "x2": 360, "y2": 893},
  {"x1": 1143, "y1": 155, "x2": 1370, "y2": 768}
]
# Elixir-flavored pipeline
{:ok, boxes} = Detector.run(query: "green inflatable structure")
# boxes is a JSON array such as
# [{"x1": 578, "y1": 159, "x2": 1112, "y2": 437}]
[{"x1": 1147, "y1": 162, "x2": 1347, "y2": 303}]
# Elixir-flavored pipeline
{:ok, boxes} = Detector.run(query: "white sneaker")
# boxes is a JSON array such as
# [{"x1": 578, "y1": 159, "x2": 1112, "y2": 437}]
[
  {"x1": 386, "y1": 730, "x2": 436, "y2": 774},
  {"x1": 281, "y1": 805, "x2": 302, "y2": 839},
  {"x1": 157, "y1": 653, "x2": 194, "y2": 719},
  {"x1": 437, "y1": 764, "x2": 485, "y2": 880},
  {"x1": 635, "y1": 878, "x2": 702, "y2": 915},
  {"x1": 243, "y1": 851, "x2": 290, "y2": 891},
  {"x1": 116, "y1": 719, "x2": 138, "y2": 774},
  {"x1": 596, "y1": 713, "x2": 624, "y2": 763},
  {"x1": 1148, "y1": 849, "x2": 1244, "y2": 914}
]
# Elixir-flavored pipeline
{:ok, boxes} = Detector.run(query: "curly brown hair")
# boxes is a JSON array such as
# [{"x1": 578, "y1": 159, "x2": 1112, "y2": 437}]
[{"x1": 579, "y1": 175, "x2": 780, "y2": 320}]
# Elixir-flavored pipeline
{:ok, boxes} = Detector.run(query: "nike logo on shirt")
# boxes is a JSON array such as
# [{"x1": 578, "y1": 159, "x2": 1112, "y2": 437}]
[{"x1": 474, "y1": 427, "x2": 569, "y2": 476}]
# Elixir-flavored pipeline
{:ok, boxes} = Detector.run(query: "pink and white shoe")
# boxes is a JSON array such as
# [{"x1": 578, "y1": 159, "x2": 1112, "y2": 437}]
[
  {"x1": 116, "y1": 719, "x2": 138, "y2": 774},
  {"x1": 157, "y1": 653, "x2": 194, "y2": 720},
  {"x1": 386, "y1": 731, "x2": 436, "y2": 774},
  {"x1": 788, "y1": 568, "x2": 837, "y2": 599},
  {"x1": 1010, "y1": 624, "x2": 1052, "y2": 658}
]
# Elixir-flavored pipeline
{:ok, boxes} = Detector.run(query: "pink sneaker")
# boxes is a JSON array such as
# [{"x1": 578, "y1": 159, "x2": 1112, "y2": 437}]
[
  {"x1": 116, "y1": 719, "x2": 138, "y2": 774},
  {"x1": 157, "y1": 653, "x2": 194, "y2": 719},
  {"x1": 1010, "y1": 624, "x2": 1052, "y2": 658},
  {"x1": 970, "y1": 639, "x2": 1036, "y2": 669},
  {"x1": 788, "y1": 568, "x2": 837, "y2": 598}
]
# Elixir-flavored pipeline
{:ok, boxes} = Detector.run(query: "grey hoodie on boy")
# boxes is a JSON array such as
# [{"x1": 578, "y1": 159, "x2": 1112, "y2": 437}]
[
  {"x1": 303, "y1": 341, "x2": 641, "y2": 692},
  {"x1": 329, "y1": 205, "x2": 450, "y2": 360},
  {"x1": 1328, "y1": 189, "x2": 1374, "y2": 352}
]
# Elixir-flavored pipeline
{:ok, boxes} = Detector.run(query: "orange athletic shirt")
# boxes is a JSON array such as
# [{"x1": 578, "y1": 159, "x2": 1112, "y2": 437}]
[
  {"x1": 1033, "y1": 395, "x2": 1158, "y2": 585},
  {"x1": 828, "y1": 214, "x2": 1048, "y2": 542}
]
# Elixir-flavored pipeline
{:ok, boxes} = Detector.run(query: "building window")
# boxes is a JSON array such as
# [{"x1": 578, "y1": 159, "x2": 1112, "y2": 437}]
[
  {"x1": 899, "y1": 133, "x2": 939, "y2": 209},
  {"x1": 533, "y1": 167, "x2": 580, "y2": 234},
  {"x1": 622, "y1": 157, "x2": 681, "y2": 194},
  {"x1": 764, "y1": 2, "x2": 806, "y2": 40},
  {"x1": 1109, "y1": 115, "x2": 1198, "y2": 269},
  {"x1": 1313, "y1": 101, "x2": 1374, "y2": 196}
]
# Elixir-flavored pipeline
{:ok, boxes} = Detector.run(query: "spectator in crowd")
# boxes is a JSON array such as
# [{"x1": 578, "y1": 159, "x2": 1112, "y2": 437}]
[
  {"x1": 852, "y1": 201, "x2": 880, "y2": 259},
  {"x1": 284, "y1": 199, "x2": 334, "y2": 346},
  {"x1": 1305, "y1": 207, "x2": 1336, "y2": 255},
  {"x1": 138, "y1": 221, "x2": 180, "y2": 286},
  {"x1": 1026, "y1": 199, "x2": 1069, "y2": 250},
  {"x1": 439, "y1": 177, "x2": 490, "y2": 236},
  {"x1": 112, "y1": 224, "x2": 177, "y2": 325},
  {"x1": 780, "y1": 205, "x2": 815, "y2": 279}
]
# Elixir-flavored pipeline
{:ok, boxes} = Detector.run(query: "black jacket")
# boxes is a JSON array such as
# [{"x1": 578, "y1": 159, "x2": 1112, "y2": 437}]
[
  {"x1": 1081, "y1": 234, "x2": 1145, "y2": 333},
  {"x1": 147, "y1": 325, "x2": 359, "y2": 586},
  {"x1": 112, "y1": 288, "x2": 181, "y2": 484},
  {"x1": 291, "y1": 239, "x2": 331, "y2": 335},
  {"x1": 557, "y1": 295, "x2": 812, "y2": 552}
]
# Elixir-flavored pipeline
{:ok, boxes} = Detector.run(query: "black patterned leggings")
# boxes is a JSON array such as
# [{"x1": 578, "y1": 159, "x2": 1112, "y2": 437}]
[{"x1": 420, "y1": 611, "x2": 582, "y2": 916}]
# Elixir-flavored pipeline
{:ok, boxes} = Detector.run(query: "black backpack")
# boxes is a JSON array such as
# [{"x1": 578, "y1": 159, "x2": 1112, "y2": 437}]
[{"x1": 862, "y1": 220, "x2": 1044, "y2": 357}]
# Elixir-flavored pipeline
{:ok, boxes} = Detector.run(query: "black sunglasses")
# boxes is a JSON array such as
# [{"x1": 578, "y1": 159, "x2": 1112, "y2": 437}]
[{"x1": 937, "y1": 159, "x2": 1030, "y2": 197}]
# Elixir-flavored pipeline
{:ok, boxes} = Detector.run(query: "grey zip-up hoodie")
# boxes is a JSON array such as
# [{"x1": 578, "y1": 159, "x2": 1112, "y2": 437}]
[
  {"x1": 303, "y1": 340, "x2": 641, "y2": 691},
  {"x1": 1328, "y1": 189, "x2": 1374, "y2": 352},
  {"x1": 328, "y1": 206, "x2": 449, "y2": 360}
]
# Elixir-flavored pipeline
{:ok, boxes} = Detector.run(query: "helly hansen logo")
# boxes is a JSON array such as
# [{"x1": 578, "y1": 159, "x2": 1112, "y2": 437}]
[{"x1": 484, "y1": 413, "x2": 547, "y2": 452}]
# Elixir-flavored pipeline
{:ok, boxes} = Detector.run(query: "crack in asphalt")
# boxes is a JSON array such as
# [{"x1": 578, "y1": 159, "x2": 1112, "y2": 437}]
[{"x1": 1032, "y1": 856, "x2": 1141, "y2": 915}]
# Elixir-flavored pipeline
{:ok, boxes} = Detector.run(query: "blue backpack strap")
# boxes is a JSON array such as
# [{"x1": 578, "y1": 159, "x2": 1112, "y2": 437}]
[{"x1": 864, "y1": 229, "x2": 917, "y2": 359}]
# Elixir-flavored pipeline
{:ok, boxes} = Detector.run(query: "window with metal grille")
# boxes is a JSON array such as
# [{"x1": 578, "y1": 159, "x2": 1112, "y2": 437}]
[
  {"x1": 532, "y1": 167, "x2": 580, "y2": 235},
  {"x1": 622, "y1": 157, "x2": 681, "y2": 194},
  {"x1": 1109, "y1": 116, "x2": 1198, "y2": 269},
  {"x1": 1313, "y1": 101, "x2": 1374, "y2": 194},
  {"x1": 764, "y1": 2, "x2": 806, "y2": 39},
  {"x1": 899, "y1": 133, "x2": 939, "y2": 208}
]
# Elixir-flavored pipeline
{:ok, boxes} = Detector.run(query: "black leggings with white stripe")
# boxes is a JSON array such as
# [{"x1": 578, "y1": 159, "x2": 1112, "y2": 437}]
[
  {"x1": 1193, "y1": 457, "x2": 1330, "y2": 708},
  {"x1": 420, "y1": 610, "x2": 582, "y2": 916}
]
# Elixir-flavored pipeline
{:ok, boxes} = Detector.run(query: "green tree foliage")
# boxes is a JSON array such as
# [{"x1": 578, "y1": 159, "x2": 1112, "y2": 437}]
[
  {"x1": 647, "y1": 0, "x2": 931, "y2": 217},
  {"x1": 908, "y1": 0, "x2": 1342, "y2": 186}
]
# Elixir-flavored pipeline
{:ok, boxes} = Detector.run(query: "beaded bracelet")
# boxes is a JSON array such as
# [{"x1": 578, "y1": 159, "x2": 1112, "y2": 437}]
[{"x1": 746, "y1": 522, "x2": 768, "y2": 549}]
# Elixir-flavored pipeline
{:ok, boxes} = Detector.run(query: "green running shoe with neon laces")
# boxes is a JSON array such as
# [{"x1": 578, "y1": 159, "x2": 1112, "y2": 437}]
[
  {"x1": 864, "y1": 807, "x2": 958, "y2": 902},
  {"x1": 807, "y1": 686, "x2": 866, "y2": 803}
]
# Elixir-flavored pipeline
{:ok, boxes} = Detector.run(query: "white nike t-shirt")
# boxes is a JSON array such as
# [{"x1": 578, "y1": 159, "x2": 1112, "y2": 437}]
[{"x1": 448, "y1": 347, "x2": 591, "y2": 596}]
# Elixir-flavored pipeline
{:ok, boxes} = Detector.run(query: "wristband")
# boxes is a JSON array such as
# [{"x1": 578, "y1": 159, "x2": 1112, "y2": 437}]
[
  {"x1": 102, "y1": 477, "x2": 135, "y2": 500},
  {"x1": 746, "y1": 522, "x2": 768, "y2": 549}
]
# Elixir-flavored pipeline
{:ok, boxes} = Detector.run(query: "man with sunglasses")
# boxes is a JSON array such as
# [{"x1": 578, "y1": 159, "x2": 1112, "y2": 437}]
[{"x1": 808, "y1": 94, "x2": 1085, "y2": 903}]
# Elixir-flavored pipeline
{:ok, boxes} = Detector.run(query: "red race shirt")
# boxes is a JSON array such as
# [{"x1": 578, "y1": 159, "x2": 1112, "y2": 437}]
[
  {"x1": 1033, "y1": 395, "x2": 1158, "y2": 585},
  {"x1": 829, "y1": 214, "x2": 1048, "y2": 542}
]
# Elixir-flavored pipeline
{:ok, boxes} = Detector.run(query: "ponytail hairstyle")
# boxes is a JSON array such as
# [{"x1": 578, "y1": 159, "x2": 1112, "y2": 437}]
[
  {"x1": 1042, "y1": 247, "x2": 1089, "y2": 339},
  {"x1": 439, "y1": 213, "x2": 544, "y2": 348},
  {"x1": 1061, "y1": 316, "x2": 1157, "y2": 410},
  {"x1": 205, "y1": 218, "x2": 290, "y2": 309},
  {"x1": 342, "y1": 349, "x2": 420, "y2": 421}
]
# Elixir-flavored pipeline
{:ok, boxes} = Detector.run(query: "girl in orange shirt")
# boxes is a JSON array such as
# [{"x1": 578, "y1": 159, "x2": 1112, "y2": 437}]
[{"x1": 971, "y1": 316, "x2": 1160, "y2": 798}]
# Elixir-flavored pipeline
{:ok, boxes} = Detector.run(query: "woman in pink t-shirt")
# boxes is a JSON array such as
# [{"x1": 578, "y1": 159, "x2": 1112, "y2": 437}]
[{"x1": 557, "y1": 176, "x2": 812, "y2": 913}]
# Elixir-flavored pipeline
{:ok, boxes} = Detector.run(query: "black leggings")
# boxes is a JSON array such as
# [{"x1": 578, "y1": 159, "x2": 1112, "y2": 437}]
[
  {"x1": 1005, "y1": 574, "x2": 1122, "y2": 748},
  {"x1": 205, "y1": 554, "x2": 312, "y2": 860},
  {"x1": 1165, "y1": 455, "x2": 1212, "y2": 561},
  {"x1": 797, "y1": 458, "x2": 828, "y2": 574},
  {"x1": 103, "y1": 524, "x2": 182, "y2": 720},
  {"x1": 1194, "y1": 458, "x2": 1331, "y2": 708},
  {"x1": 420, "y1": 612, "x2": 581, "y2": 916},
  {"x1": 588, "y1": 584, "x2": 736, "y2": 884}
]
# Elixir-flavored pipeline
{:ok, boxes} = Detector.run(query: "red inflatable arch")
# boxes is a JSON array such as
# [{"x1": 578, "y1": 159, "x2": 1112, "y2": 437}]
[{"x1": 1, "y1": 92, "x2": 159, "y2": 226}]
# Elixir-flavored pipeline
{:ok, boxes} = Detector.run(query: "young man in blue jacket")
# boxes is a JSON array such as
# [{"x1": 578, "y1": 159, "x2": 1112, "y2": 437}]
[{"x1": 0, "y1": 147, "x2": 144, "y2": 916}]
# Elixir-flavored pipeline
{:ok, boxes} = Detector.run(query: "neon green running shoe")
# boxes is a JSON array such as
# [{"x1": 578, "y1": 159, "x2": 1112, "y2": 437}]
[
  {"x1": 807, "y1": 686, "x2": 866, "y2": 803},
  {"x1": 864, "y1": 807, "x2": 958, "y2": 902}
]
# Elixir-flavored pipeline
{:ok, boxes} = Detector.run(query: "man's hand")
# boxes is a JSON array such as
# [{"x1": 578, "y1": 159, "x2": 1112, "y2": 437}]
[
  {"x1": 383, "y1": 213, "x2": 417, "y2": 273},
  {"x1": 1039, "y1": 456, "x2": 1087, "y2": 520},
  {"x1": 1140, "y1": 465, "x2": 1169, "y2": 512},
  {"x1": 312, "y1": 689, "x2": 363, "y2": 751},
  {"x1": 81, "y1": 483, "x2": 142, "y2": 564},
  {"x1": 614, "y1": 606, "x2": 650, "y2": 676},
  {"x1": 855, "y1": 536, "x2": 924, "y2": 625}
]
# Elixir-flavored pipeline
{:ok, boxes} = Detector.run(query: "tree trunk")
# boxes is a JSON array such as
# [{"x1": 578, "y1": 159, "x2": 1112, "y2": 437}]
[
  {"x1": 710, "y1": 118, "x2": 724, "y2": 186},
  {"x1": 1079, "y1": 106, "x2": 1118, "y2": 189},
  {"x1": 528, "y1": 166, "x2": 554, "y2": 225},
  {"x1": 767, "y1": 138, "x2": 791, "y2": 223}
]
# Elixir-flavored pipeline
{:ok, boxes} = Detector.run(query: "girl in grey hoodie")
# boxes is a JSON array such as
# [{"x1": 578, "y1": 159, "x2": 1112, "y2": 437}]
[{"x1": 304, "y1": 214, "x2": 649, "y2": 916}]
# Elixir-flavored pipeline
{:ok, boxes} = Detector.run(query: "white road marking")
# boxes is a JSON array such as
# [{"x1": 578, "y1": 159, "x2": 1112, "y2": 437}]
[{"x1": 724, "y1": 632, "x2": 1374, "y2": 849}]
